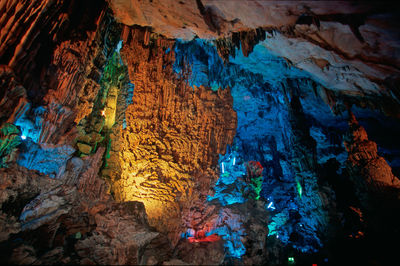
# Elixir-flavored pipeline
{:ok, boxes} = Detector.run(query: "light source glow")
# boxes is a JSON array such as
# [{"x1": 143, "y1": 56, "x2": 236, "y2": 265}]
[
  {"x1": 267, "y1": 201, "x2": 276, "y2": 210},
  {"x1": 296, "y1": 179, "x2": 303, "y2": 198}
]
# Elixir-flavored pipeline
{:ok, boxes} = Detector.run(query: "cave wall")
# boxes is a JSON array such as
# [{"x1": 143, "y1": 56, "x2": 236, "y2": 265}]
[
  {"x1": 0, "y1": 0, "x2": 122, "y2": 177},
  {"x1": 0, "y1": 0, "x2": 400, "y2": 265},
  {"x1": 1, "y1": 0, "x2": 119, "y2": 128},
  {"x1": 105, "y1": 26, "x2": 237, "y2": 242}
]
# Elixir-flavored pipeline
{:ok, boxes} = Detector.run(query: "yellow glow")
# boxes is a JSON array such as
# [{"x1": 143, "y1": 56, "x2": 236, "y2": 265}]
[{"x1": 104, "y1": 86, "x2": 118, "y2": 128}]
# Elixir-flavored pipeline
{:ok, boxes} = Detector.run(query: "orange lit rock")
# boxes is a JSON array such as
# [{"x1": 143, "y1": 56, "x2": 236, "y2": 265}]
[
  {"x1": 0, "y1": 66, "x2": 29, "y2": 124},
  {"x1": 344, "y1": 111, "x2": 400, "y2": 213},
  {"x1": 106, "y1": 26, "x2": 237, "y2": 241},
  {"x1": 0, "y1": 0, "x2": 120, "y2": 144},
  {"x1": 344, "y1": 111, "x2": 400, "y2": 190}
]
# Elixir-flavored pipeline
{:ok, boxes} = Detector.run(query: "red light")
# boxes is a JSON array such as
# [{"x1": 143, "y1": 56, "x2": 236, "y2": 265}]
[{"x1": 188, "y1": 234, "x2": 221, "y2": 243}]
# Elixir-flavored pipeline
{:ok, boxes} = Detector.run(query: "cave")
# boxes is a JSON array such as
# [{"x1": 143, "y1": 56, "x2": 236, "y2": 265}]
[{"x1": 1, "y1": 0, "x2": 400, "y2": 265}]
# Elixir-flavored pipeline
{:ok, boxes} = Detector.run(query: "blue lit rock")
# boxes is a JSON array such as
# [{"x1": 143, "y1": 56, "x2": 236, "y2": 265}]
[
  {"x1": 175, "y1": 38, "x2": 343, "y2": 256},
  {"x1": 14, "y1": 106, "x2": 45, "y2": 143},
  {"x1": 207, "y1": 151, "x2": 247, "y2": 206},
  {"x1": 17, "y1": 139, "x2": 75, "y2": 178}
]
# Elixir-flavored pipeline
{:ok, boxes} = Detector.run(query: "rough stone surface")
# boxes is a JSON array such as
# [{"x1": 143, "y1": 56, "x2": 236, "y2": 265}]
[
  {"x1": 106, "y1": 26, "x2": 237, "y2": 242},
  {"x1": 0, "y1": 148, "x2": 173, "y2": 265},
  {"x1": 0, "y1": 65, "x2": 28, "y2": 125},
  {"x1": 0, "y1": 0, "x2": 121, "y2": 146}
]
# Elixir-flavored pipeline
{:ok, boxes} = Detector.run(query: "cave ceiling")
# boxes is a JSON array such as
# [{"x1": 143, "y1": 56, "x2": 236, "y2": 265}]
[{"x1": 109, "y1": 0, "x2": 400, "y2": 108}]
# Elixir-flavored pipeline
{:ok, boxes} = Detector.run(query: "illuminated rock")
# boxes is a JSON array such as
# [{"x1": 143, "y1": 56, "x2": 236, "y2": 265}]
[
  {"x1": 0, "y1": 0, "x2": 121, "y2": 146},
  {"x1": 103, "y1": 86, "x2": 118, "y2": 129},
  {"x1": 0, "y1": 66, "x2": 29, "y2": 125},
  {"x1": 76, "y1": 142, "x2": 92, "y2": 155},
  {"x1": 0, "y1": 123, "x2": 21, "y2": 168},
  {"x1": 1, "y1": 1, "x2": 400, "y2": 265},
  {"x1": 173, "y1": 38, "x2": 332, "y2": 255},
  {"x1": 109, "y1": 0, "x2": 400, "y2": 113},
  {"x1": 1, "y1": 148, "x2": 172, "y2": 265},
  {"x1": 344, "y1": 111, "x2": 400, "y2": 199},
  {"x1": 104, "y1": 27, "x2": 237, "y2": 241},
  {"x1": 245, "y1": 161, "x2": 264, "y2": 200},
  {"x1": 17, "y1": 140, "x2": 75, "y2": 178}
]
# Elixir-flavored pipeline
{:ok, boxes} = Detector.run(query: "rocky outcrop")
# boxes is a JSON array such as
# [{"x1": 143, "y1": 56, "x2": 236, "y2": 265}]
[
  {"x1": 344, "y1": 111, "x2": 400, "y2": 204},
  {"x1": 0, "y1": 148, "x2": 173, "y2": 265},
  {"x1": 176, "y1": 196, "x2": 269, "y2": 265},
  {"x1": 341, "y1": 111, "x2": 400, "y2": 266},
  {"x1": 74, "y1": 201, "x2": 170, "y2": 265},
  {"x1": 0, "y1": 164, "x2": 60, "y2": 242},
  {"x1": 1, "y1": 1, "x2": 400, "y2": 265}
]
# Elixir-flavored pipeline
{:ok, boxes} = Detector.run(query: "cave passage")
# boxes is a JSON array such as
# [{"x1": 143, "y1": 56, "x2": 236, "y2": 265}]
[{"x1": 1, "y1": 1, "x2": 400, "y2": 265}]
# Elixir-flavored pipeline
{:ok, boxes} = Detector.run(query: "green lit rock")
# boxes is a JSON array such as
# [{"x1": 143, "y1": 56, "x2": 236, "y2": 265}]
[
  {"x1": 250, "y1": 175, "x2": 263, "y2": 200},
  {"x1": 77, "y1": 142, "x2": 92, "y2": 155},
  {"x1": 0, "y1": 123, "x2": 21, "y2": 168}
]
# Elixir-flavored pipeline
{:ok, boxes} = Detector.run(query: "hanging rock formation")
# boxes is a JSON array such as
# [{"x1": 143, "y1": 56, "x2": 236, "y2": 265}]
[{"x1": 109, "y1": 0, "x2": 400, "y2": 116}]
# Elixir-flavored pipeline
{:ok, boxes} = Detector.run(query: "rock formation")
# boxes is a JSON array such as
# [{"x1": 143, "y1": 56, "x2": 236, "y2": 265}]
[
  {"x1": 109, "y1": 1, "x2": 400, "y2": 114},
  {"x1": 0, "y1": 148, "x2": 173, "y2": 265},
  {"x1": 107, "y1": 26, "x2": 237, "y2": 242},
  {"x1": 1, "y1": 0, "x2": 120, "y2": 145},
  {"x1": 340, "y1": 111, "x2": 400, "y2": 265},
  {"x1": 345, "y1": 111, "x2": 400, "y2": 194}
]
